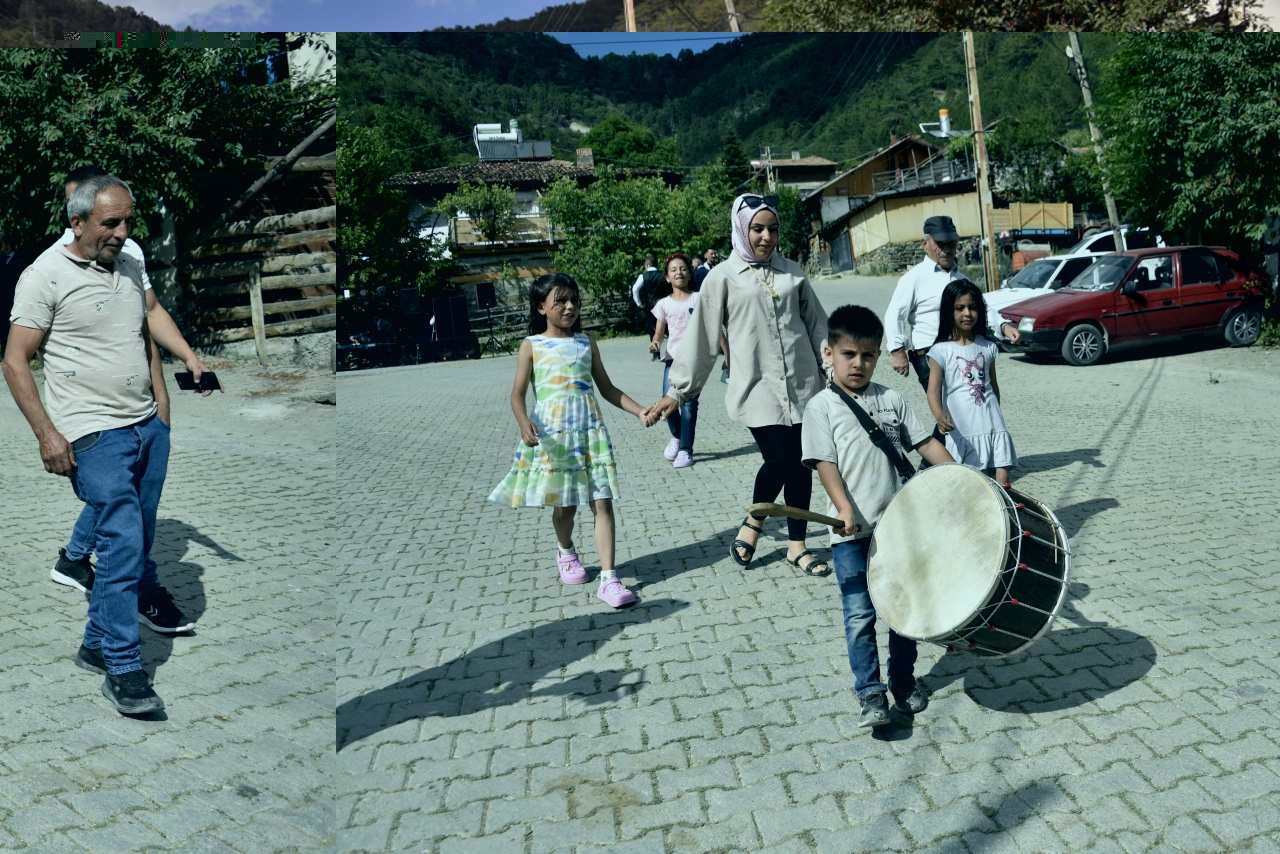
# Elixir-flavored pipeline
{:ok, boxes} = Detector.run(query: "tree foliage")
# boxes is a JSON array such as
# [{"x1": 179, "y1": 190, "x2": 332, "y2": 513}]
[
  {"x1": 540, "y1": 164, "x2": 735, "y2": 297},
  {"x1": 336, "y1": 118, "x2": 447, "y2": 295},
  {"x1": 0, "y1": 44, "x2": 326, "y2": 256},
  {"x1": 436, "y1": 182, "x2": 517, "y2": 242},
  {"x1": 580, "y1": 114, "x2": 681, "y2": 168},
  {"x1": 762, "y1": 0, "x2": 1264, "y2": 32},
  {"x1": 1103, "y1": 33, "x2": 1280, "y2": 249}
]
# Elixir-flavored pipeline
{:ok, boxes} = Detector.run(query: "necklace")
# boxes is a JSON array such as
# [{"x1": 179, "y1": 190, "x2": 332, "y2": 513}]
[
  {"x1": 747, "y1": 262, "x2": 778, "y2": 298},
  {"x1": 543, "y1": 333, "x2": 581, "y2": 371}
]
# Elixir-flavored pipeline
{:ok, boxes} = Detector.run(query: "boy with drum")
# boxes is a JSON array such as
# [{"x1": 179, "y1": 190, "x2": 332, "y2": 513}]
[{"x1": 802, "y1": 305, "x2": 954, "y2": 728}]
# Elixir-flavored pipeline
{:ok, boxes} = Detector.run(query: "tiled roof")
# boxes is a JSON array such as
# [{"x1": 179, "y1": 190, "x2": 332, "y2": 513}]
[
  {"x1": 751, "y1": 156, "x2": 838, "y2": 168},
  {"x1": 388, "y1": 159, "x2": 592, "y2": 187}
]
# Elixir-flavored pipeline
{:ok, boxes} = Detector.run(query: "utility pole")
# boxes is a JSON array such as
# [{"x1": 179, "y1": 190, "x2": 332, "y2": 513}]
[
  {"x1": 763, "y1": 146, "x2": 776, "y2": 193},
  {"x1": 1067, "y1": 32, "x2": 1124, "y2": 253},
  {"x1": 724, "y1": 0, "x2": 741, "y2": 31},
  {"x1": 623, "y1": 0, "x2": 637, "y2": 31},
  {"x1": 962, "y1": 32, "x2": 1000, "y2": 292}
]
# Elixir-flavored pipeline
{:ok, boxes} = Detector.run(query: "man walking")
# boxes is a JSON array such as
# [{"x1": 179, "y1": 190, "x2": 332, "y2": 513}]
[
  {"x1": 5, "y1": 174, "x2": 219, "y2": 715},
  {"x1": 47, "y1": 166, "x2": 190, "y2": 597},
  {"x1": 885, "y1": 216, "x2": 1020, "y2": 393},
  {"x1": 691, "y1": 254, "x2": 706, "y2": 291},
  {"x1": 631, "y1": 254, "x2": 663, "y2": 361}
]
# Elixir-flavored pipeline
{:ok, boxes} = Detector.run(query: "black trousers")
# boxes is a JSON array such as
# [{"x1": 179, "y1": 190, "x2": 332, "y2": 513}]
[
  {"x1": 908, "y1": 350, "x2": 932, "y2": 394},
  {"x1": 747, "y1": 424, "x2": 812, "y2": 541}
]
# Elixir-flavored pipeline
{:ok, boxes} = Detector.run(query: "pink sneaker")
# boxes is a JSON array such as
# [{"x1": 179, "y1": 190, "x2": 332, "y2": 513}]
[
  {"x1": 663, "y1": 437, "x2": 680, "y2": 461},
  {"x1": 557, "y1": 551, "x2": 587, "y2": 585},
  {"x1": 673, "y1": 450, "x2": 693, "y2": 468},
  {"x1": 596, "y1": 578, "x2": 636, "y2": 608}
]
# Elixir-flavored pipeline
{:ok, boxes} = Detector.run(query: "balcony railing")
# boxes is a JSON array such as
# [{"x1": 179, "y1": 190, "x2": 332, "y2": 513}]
[{"x1": 871, "y1": 155, "x2": 973, "y2": 196}]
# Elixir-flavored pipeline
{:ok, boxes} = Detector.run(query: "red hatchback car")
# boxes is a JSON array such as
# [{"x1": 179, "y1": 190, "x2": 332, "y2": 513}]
[{"x1": 997, "y1": 246, "x2": 1268, "y2": 366}]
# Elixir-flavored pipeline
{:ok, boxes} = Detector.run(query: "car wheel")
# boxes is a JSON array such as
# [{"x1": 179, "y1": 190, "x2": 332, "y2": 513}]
[
  {"x1": 1061, "y1": 323, "x2": 1105, "y2": 366},
  {"x1": 1223, "y1": 308, "x2": 1263, "y2": 347}
]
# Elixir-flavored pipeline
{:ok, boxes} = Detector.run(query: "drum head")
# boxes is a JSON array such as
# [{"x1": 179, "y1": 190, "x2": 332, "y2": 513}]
[{"x1": 868, "y1": 464, "x2": 1009, "y2": 640}]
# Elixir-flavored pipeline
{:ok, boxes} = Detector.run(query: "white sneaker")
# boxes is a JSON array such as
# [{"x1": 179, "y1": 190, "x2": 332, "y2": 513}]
[
  {"x1": 663, "y1": 437, "x2": 680, "y2": 461},
  {"x1": 673, "y1": 450, "x2": 693, "y2": 468}
]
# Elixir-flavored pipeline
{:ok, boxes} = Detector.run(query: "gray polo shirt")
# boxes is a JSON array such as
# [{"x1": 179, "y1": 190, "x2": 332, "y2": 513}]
[
  {"x1": 10, "y1": 243, "x2": 156, "y2": 442},
  {"x1": 801, "y1": 382, "x2": 932, "y2": 544}
]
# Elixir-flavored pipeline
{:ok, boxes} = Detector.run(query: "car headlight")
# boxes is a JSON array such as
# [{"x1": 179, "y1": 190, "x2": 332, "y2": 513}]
[{"x1": 1018, "y1": 317, "x2": 1035, "y2": 332}]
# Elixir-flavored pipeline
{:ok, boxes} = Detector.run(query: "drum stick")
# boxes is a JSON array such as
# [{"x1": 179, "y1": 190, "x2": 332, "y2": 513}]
[{"x1": 748, "y1": 502, "x2": 845, "y2": 529}]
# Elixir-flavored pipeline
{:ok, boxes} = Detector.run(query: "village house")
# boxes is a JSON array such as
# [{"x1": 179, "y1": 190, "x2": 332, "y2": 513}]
[{"x1": 748, "y1": 150, "x2": 838, "y2": 194}]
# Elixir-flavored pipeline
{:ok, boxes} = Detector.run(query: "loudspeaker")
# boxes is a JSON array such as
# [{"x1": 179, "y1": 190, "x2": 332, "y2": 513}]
[
  {"x1": 450, "y1": 295, "x2": 471, "y2": 335},
  {"x1": 476, "y1": 281, "x2": 497, "y2": 310},
  {"x1": 400, "y1": 287, "x2": 421, "y2": 314}
]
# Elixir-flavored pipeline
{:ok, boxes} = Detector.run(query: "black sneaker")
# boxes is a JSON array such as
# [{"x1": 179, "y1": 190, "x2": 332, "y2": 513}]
[
  {"x1": 138, "y1": 587, "x2": 194, "y2": 633},
  {"x1": 858, "y1": 690, "x2": 891, "y2": 728},
  {"x1": 101, "y1": 670, "x2": 164, "y2": 715},
  {"x1": 51, "y1": 549, "x2": 95, "y2": 593},
  {"x1": 74, "y1": 644, "x2": 107, "y2": 675},
  {"x1": 889, "y1": 678, "x2": 929, "y2": 715}
]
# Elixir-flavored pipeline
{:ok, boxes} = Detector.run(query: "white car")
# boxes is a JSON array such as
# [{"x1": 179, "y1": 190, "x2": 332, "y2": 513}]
[
  {"x1": 1061, "y1": 226, "x2": 1164, "y2": 257},
  {"x1": 986, "y1": 254, "x2": 1103, "y2": 315}
]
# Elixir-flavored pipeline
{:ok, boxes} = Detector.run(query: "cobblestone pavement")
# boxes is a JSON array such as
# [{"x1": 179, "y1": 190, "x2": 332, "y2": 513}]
[
  {"x1": 336, "y1": 274, "x2": 1280, "y2": 854},
  {"x1": 0, "y1": 361, "x2": 336, "y2": 852}
]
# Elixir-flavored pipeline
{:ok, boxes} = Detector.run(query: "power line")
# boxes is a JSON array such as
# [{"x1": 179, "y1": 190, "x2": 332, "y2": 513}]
[{"x1": 548, "y1": 34, "x2": 745, "y2": 46}]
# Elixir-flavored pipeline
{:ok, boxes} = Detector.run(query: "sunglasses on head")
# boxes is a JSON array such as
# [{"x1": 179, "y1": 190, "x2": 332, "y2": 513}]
[{"x1": 738, "y1": 194, "x2": 778, "y2": 212}]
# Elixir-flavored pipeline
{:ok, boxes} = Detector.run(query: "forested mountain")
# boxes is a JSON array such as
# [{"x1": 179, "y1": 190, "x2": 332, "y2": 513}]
[
  {"x1": 339, "y1": 31, "x2": 1119, "y2": 176},
  {"x1": 0, "y1": 0, "x2": 172, "y2": 47},
  {"x1": 433, "y1": 0, "x2": 771, "y2": 32}
]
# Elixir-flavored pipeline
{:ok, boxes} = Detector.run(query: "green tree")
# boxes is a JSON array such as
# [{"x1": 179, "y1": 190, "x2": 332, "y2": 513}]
[
  {"x1": 580, "y1": 114, "x2": 681, "y2": 168},
  {"x1": 336, "y1": 118, "x2": 446, "y2": 298},
  {"x1": 0, "y1": 44, "x2": 327, "y2": 255},
  {"x1": 719, "y1": 128, "x2": 752, "y2": 190},
  {"x1": 763, "y1": 0, "x2": 1263, "y2": 32},
  {"x1": 1103, "y1": 33, "x2": 1280, "y2": 249},
  {"x1": 437, "y1": 182, "x2": 517, "y2": 243}
]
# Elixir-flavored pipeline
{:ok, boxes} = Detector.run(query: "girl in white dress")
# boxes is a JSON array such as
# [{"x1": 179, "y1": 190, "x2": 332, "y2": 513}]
[{"x1": 926, "y1": 280, "x2": 1018, "y2": 484}]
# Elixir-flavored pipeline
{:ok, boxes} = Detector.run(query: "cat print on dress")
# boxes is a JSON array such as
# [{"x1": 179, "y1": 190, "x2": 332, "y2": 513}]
[{"x1": 955, "y1": 353, "x2": 988, "y2": 406}]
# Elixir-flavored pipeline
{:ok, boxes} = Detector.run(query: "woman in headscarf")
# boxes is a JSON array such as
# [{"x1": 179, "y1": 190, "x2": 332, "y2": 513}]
[{"x1": 647, "y1": 194, "x2": 830, "y2": 576}]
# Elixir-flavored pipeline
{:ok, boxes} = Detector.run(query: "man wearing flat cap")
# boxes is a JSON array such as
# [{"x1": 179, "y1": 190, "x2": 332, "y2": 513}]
[{"x1": 885, "y1": 215, "x2": 1020, "y2": 392}]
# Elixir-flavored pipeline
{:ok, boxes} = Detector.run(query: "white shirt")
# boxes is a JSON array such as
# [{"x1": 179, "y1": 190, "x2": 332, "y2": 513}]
[
  {"x1": 885, "y1": 258, "x2": 1006, "y2": 352},
  {"x1": 55, "y1": 228, "x2": 152, "y2": 291},
  {"x1": 631, "y1": 266, "x2": 658, "y2": 307}
]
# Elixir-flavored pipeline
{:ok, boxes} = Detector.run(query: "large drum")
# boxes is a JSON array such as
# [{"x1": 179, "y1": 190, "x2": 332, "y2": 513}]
[{"x1": 867, "y1": 463, "x2": 1071, "y2": 658}]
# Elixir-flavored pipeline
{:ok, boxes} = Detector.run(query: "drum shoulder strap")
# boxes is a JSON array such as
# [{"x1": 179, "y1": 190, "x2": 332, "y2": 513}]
[{"x1": 827, "y1": 382, "x2": 916, "y2": 484}]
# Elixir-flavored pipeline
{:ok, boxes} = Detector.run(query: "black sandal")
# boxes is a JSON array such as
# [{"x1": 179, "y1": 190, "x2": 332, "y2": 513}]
[
  {"x1": 731, "y1": 516, "x2": 763, "y2": 567},
  {"x1": 788, "y1": 549, "x2": 831, "y2": 578}
]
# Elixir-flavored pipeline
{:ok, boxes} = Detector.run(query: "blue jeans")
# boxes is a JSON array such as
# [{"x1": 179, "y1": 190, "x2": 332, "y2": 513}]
[
  {"x1": 70, "y1": 413, "x2": 169, "y2": 675},
  {"x1": 661, "y1": 361, "x2": 699, "y2": 453},
  {"x1": 833, "y1": 539, "x2": 917, "y2": 698}
]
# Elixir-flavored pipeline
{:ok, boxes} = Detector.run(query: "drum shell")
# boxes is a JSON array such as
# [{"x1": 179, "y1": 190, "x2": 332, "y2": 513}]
[{"x1": 867, "y1": 464, "x2": 1071, "y2": 658}]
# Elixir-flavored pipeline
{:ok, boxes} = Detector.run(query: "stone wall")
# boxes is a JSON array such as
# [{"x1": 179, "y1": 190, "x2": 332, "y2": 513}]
[{"x1": 853, "y1": 240, "x2": 925, "y2": 275}]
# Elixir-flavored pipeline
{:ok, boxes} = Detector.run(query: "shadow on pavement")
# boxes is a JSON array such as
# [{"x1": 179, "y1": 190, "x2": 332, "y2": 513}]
[
  {"x1": 336, "y1": 597, "x2": 691, "y2": 751},
  {"x1": 1053, "y1": 496, "x2": 1121, "y2": 539},
  {"x1": 140, "y1": 518, "x2": 241, "y2": 672},
  {"x1": 1015, "y1": 448, "x2": 1105, "y2": 477},
  {"x1": 694, "y1": 443, "x2": 759, "y2": 464},
  {"x1": 921, "y1": 624, "x2": 1156, "y2": 714}
]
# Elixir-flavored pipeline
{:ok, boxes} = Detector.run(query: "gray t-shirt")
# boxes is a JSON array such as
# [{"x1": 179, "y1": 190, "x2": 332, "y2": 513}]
[
  {"x1": 801, "y1": 382, "x2": 933, "y2": 544},
  {"x1": 10, "y1": 243, "x2": 156, "y2": 442}
]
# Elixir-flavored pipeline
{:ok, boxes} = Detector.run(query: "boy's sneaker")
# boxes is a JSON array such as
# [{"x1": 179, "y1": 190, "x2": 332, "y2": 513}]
[
  {"x1": 138, "y1": 587, "x2": 194, "y2": 633},
  {"x1": 557, "y1": 551, "x2": 588, "y2": 585},
  {"x1": 889, "y1": 678, "x2": 929, "y2": 715},
  {"x1": 51, "y1": 549, "x2": 94, "y2": 593},
  {"x1": 74, "y1": 644, "x2": 107, "y2": 676},
  {"x1": 663, "y1": 437, "x2": 681, "y2": 461},
  {"x1": 595, "y1": 578, "x2": 636, "y2": 608},
  {"x1": 101, "y1": 670, "x2": 164, "y2": 715},
  {"x1": 673, "y1": 450, "x2": 693, "y2": 469},
  {"x1": 858, "y1": 690, "x2": 891, "y2": 728}
]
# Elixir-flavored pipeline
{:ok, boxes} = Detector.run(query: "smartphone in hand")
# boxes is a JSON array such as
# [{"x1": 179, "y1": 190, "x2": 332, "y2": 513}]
[{"x1": 174, "y1": 371, "x2": 220, "y2": 391}]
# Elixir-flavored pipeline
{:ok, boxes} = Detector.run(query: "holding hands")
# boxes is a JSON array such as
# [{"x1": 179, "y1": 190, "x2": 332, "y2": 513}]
[{"x1": 642, "y1": 396, "x2": 679, "y2": 426}]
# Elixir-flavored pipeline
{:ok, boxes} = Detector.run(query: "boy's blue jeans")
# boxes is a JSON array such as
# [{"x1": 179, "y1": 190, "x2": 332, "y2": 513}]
[
  {"x1": 69, "y1": 413, "x2": 169, "y2": 675},
  {"x1": 661, "y1": 361, "x2": 699, "y2": 453},
  {"x1": 833, "y1": 538, "x2": 917, "y2": 698}
]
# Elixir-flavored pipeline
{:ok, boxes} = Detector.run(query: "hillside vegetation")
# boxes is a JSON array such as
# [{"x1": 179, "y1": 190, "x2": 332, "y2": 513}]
[
  {"x1": 0, "y1": 0, "x2": 172, "y2": 47},
  {"x1": 339, "y1": 31, "x2": 1120, "y2": 176}
]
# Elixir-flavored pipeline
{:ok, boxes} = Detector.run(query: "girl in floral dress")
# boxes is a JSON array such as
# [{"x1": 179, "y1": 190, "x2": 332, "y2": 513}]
[{"x1": 490, "y1": 273, "x2": 651, "y2": 607}]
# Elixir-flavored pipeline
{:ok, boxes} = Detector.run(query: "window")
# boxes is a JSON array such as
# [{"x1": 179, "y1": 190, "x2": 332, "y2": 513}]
[
  {"x1": 1180, "y1": 251, "x2": 1222, "y2": 286},
  {"x1": 1132, "y1": 256, "x2": 1174, "y2": 290},
  {"x1": 1053, "y1": 258, "x2": 1094, "y2": 288},
  {"x1": 1088, "y1": 233, "x2": 1115, "y2": 253}
]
